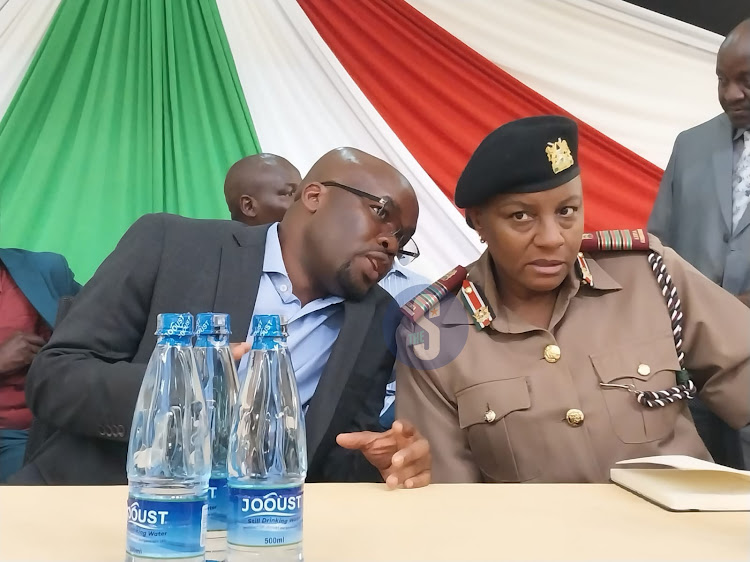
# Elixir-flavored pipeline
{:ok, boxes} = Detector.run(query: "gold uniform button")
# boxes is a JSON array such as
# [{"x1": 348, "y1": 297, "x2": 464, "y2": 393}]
[
  {"x1": 543, "y1": 344, "x2": 561, "y2": 363},
  {"x1": 484, "y1": 409, "x2": 496, "y2": 423},
  {"x1": 566, "y1": 409, "x2": 584, "y2": 427},
  {"x1": 637, "y1": 363, "x2": 651, "y2": 376}
]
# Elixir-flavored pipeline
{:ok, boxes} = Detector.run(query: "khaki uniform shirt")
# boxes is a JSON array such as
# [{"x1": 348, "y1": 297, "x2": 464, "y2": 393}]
[{"x1": 395, "y1": 235, "x2": 750, "y2": 483}]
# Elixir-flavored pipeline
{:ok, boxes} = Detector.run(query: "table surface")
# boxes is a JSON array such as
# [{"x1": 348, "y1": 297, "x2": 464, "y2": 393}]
[{"x1": 1, "y1": 483, "x2": 749, "y2": 561}]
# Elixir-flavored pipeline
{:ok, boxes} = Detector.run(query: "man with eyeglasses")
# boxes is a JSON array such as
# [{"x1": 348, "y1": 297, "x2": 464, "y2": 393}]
[
  {"x1": 225, "y1": 156, "x2": 428, "y2": 430},
  {"x1": 14, "y1": 147, "x2": 432, "y2": 489},
  {"x1": 312, "y1": 183, "x2": 429, "y2": 429}
]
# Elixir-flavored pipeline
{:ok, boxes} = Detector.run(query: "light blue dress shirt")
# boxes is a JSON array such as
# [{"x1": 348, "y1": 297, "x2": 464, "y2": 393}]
[
  {"x1": 238, "y1": 223, "x2": 344, "y2": 407},
  {"x1": 377, "y1": 261, "x2": 430, "y2": 307},
  {"x1": 377, "y1": 262, "x2": 430, "y2": 423}
]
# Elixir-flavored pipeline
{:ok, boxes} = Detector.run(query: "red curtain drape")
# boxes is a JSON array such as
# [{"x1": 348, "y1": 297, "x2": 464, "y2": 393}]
[{"x1": 298, "y1": 0, "x2": 664, "y2": 229}]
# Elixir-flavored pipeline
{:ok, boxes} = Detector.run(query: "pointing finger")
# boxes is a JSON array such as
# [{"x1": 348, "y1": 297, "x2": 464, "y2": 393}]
[{"x1": 336, "y1": 431, "x2": 379, "y2": 450}]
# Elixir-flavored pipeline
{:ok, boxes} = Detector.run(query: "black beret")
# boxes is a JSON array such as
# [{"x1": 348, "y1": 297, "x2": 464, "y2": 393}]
[{"x1": 455, "y1": 115, "x2": 580, "y2": 210}]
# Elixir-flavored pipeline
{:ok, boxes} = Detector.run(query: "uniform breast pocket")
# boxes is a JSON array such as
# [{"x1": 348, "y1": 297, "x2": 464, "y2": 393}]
[
  {"x1": 456, "y1": 377, "x2": 541, "y2": 483},
  {"x1": 591, "y1": 336, "x2": 683, "y2": 444}
]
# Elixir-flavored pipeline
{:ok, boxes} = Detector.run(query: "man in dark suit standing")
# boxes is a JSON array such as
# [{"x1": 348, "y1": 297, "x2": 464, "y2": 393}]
[
  {"x1": 648, "y1": 19, "x2": 750, "y2": 469},
  {"x1": 15, "y1": 147, "x2": 431, "y2": 487},
  {"x1": 0, "y1": 249, "x2": 80, "y2": 481}
]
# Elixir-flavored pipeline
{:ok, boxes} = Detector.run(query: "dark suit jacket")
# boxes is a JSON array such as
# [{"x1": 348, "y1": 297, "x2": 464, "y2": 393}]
[
  {"x1": 14, "y1": 214, "x2": 399, "y2": 485},
  {"x1": 0, "y1": 248, "x2": 81, "y2": 328}
]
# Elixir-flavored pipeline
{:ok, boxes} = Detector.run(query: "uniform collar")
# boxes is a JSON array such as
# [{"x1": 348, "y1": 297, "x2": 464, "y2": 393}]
[
  {"x1": 579, "y1": 253, "x2": 622, "y2": 291},
  {"x1": 445, "y1": 249, "x2": 621, "y2": 333}
]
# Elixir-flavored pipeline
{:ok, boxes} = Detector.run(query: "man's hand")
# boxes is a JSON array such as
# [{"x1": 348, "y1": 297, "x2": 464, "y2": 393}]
[
  {"x1": 336, "y1": 419, "x2": 431, "y2": 489},
  {"x1": 737, "y1": 292, "x2": 750, "y2": 308},
  {"x1": 230, "y1": 342, "x2": 252, "y2": 362},
  {"x1": 0, "y1": 331, "x2": 47, "y2": 375}
]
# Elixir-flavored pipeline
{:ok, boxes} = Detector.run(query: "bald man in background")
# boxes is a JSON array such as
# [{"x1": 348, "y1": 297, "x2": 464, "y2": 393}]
[{"x1": 224, "y1": 153, "x2": 302, "y2": 226}]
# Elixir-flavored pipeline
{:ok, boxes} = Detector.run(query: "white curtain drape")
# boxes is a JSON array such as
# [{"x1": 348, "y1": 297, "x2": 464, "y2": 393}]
[
  {"x1": 0, "y1": 0, "x2": 60, "y2": 122},
  {"x1": 407, "y1": 0, "x2": 724, "y2": 169},
  {"x1": 571, "y1": 0, "x2": 724, "y2": 53},
  {"x1": 215, "y1": 0, "x2": 483, "y2": 281}
]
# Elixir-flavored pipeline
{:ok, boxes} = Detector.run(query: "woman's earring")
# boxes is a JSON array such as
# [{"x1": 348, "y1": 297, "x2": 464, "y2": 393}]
[{"x1": 479, "y1": 236, "x2": 486, "y2": 244}]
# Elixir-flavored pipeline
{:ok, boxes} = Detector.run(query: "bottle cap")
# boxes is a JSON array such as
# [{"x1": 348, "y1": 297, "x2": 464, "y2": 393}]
[
  {"x1": 195, "y1": 313, "x2": 231, "y2": 335},
  {"x1": 155, "y1": 313, "x2": 194, "y2": 337},
  {"x1": 251, "y1": 315, "x2": 283, "y2": 338}
]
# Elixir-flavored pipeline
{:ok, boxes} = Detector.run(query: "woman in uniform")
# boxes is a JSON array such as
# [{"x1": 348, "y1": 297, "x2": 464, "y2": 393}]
[{"x1": 395, "y1": 115, "x2": 750, "y2": 483}]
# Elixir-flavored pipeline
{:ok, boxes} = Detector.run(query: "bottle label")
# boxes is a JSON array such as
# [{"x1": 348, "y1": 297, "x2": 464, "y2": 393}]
[
  {"x1": 208, "y1": 477, "x2": 229, "y2": 531},
  {"x1": 126, "y1": 495, "x2": 207, "y2": 558},
  {"x1": 227, "y1": 485, "x2": 303, "y2": 548}
]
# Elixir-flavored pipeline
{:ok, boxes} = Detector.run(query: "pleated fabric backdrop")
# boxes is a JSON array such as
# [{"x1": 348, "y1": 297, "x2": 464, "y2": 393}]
[{"x1": 0, "y1": 0, "x2": 724, "y2": 281}]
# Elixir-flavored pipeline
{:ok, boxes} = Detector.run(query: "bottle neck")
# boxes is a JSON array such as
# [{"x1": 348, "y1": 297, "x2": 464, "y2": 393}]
[
  {"x1": 156, "y1": 335, "x2": 193, "y2": 347},
  {"x1": 252, "y1": 336, "x2": 285, "y2": 350},
  {"x1": 195, "y1": 334, "x2": 229, "y2": 348}
]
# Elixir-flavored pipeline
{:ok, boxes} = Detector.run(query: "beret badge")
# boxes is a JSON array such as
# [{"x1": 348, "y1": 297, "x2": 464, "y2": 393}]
[{"x1": 545, "y1": 138, "x2": 574, "y2": 174}]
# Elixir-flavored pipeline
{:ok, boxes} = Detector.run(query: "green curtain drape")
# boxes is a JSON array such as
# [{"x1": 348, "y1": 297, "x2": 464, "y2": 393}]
[{"x1": 0, "y1": 0, "x2": 260, "y2": 282}]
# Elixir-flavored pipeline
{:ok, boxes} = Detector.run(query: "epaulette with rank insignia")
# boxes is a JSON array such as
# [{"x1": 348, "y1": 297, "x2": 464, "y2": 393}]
[
  {"x1": 580, "y1": 228, "x2": 649, "y2": 252},
  {"x1": 400, "y1": 266, "x2": 467, "y2": 323}
]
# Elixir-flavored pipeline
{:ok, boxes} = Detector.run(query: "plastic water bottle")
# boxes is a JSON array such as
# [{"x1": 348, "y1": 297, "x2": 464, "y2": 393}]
[
  {"x1": 194, "y1": 313, "x2": 240, "y2": 562},
  {"x1": 126, "y1": 313, "x2": 211, "y2": 562},
  {"x1": 227, "y1": 315, "x2": 307, "y2": 561}
]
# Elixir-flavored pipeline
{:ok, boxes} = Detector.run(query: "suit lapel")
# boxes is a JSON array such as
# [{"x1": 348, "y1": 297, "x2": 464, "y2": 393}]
[
  {"x1": 0, "y1": 249, "x2": 58, "y2": 327},
  {"x1": 305, "y1": 298, "x2": 375, "y2": 461},
  {"x1": 712, "y1": 117, "x2": 734, "y2": 235},
  {"x1": 212, "y1": 225, "x2": 268, "y2": 343}
]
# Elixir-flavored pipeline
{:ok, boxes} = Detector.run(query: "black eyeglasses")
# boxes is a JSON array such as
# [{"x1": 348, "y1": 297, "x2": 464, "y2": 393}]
[{"x1": 321, "y1": 181, "x2": 420, "y2": 265}]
